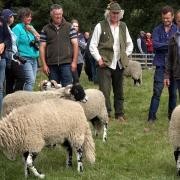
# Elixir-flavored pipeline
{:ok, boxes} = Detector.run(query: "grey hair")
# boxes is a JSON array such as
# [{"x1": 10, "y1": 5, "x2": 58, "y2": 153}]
[
  {"x1": 104, "y1": 9, "x2": 124, "y2": 21},
  {"x1": 50, "y1": 4, "x2": 63, "y2": 12}
]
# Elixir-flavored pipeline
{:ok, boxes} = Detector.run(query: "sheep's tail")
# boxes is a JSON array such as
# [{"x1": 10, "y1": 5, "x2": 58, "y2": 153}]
[{"x1": 83, "y1": 125, "x2": 95, "y2": 164}]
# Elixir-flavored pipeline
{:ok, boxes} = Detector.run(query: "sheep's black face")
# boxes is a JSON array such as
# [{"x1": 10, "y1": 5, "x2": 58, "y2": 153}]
[{"x1": 70, "y1": 84, "x2": 87, "y2": 103}]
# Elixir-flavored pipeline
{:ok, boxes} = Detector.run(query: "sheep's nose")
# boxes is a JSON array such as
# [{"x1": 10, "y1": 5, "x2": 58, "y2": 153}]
[{"x1": 81, "y1": 96, "x2": 88, "y2": 103}]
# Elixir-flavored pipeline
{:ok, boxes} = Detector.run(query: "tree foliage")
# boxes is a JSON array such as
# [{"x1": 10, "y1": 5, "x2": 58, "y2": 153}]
[{"x1": 1, "y1": 0, "x2": 180, "y2": 51}]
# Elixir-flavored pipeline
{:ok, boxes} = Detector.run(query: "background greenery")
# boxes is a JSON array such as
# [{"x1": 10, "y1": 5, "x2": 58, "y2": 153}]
[
  {"x1": 1, "y1": 0, "x2": 180, "y2": 51},
  {"x1": 0, "y1": 69, "x2": 179, "y2": 179}
]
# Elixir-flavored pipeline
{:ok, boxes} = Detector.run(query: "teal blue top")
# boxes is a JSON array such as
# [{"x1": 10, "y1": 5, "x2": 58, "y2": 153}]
[{"x1": 12, "y1": 23, "x2": 39, "y2": 58}]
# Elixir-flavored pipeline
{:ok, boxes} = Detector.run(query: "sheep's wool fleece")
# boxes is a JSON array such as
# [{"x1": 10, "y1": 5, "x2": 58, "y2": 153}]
[
  {"x1": 124, "y1": 60, "x2": 142, "y2": 80},
  {"x1": 169, "y1": 105, "x2": 180, "y2": 148},
  {"x1": 80, "y1": 89, "x2": 109, "y2": 123},
  {"x1": 2, "y1": 89, "x2": 66, "y2": 116},
  {"x1": 0, "y1": 99, "x2": 94, "y2": 161}
]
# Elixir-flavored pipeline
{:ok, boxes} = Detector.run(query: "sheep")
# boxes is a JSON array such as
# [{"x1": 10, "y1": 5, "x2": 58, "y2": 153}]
[
  {"x1": 3, "y1": 85, "x2": 108, "y2": 142},
  {"x1": 169, "y1": 105, "x2": 180, "y2": 176},
  {"x1": 39, "y1": 82, "x2": 109, "y2": 142},
  {"x1": 0, "y1": 99, "x2": 95, "y2": 178},
  {"x1": 70, "y1": 87, "x2": 109, "y2": 142},
  {"x1": 39, "y1": 80, "x2": 62, "y2": 91},
  {"x1": 2, "y1": 84, "x2": 87, "y2": 117},
  {"x1": 124, "y1": 60, "x2": 142, "y2": 86}
]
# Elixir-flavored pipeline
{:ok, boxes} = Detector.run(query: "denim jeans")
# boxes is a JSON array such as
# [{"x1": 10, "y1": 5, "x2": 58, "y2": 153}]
[
  {"x1": 90, "y1": 57, "x2": 98, "y2": 83},
  {"x1": 0, "y1": 58, "x2": 6, "y2": 115},
  {"x1": 48, "y1": 63, "x2": 73, "y2": 87},
  {"x1": 5, "y1": 60, "x2": 26, "y2": 94},
  {"x1": 176, "y1": 79, "x2": 180, "y2": 99},
  {"x1": 22, "y1": 57, "x2": 37, "y2": 91},
  {"x1": 148, "y1": 66, "x2": 177, "y2": 120}
]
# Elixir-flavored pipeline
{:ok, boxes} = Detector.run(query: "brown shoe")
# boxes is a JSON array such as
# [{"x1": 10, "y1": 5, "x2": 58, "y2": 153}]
[{"x1": 115, "y1": 116, "x2": 127, "y2": 123}]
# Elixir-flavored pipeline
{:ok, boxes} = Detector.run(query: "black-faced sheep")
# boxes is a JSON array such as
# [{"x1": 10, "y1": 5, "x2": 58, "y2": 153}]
[
  {"x1": 39, "y1": 82, "x2": 109, "y2": 142},
  {"x1": 0, "y1": 99, "x2": 95, "y2": 178},
  {"x1": 70, "y1": 87, "x2": 109, "y2": 142},
  {"x1": 124, "y1": 60, "x2": 142, "y2": 86},
  {"x1": 169, "y1": 105, "x2": 180, "y2": 176},
  {"x1": 3, "y1": 84, "x2": 108, "y2": 142},
  {"x1": 2, "y1": 84, "x2": 87, "y2": 117}
]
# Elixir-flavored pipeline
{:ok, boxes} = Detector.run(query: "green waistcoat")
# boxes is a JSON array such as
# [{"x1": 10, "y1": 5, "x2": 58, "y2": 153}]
[{"x1": 98, "y1": 20, "x2": 129, "y2": 68}]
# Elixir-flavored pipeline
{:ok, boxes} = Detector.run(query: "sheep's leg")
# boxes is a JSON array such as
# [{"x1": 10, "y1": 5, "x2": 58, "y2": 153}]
[
  {"x1": 26, "y1": 152, "x2": 45, "y2": 179},
  {"x1": 91, "y1": 117, "x2": 100, "y2": 137},
  {"x1": 63, "y1": 140, "x2": 73, "y2": 167},
  {"x1": 66, "y1": 143, "x2": 73, "y2": 167},
  {"x1": 23, "y1": 152, "x2": 31, "y2": 177},
  {"x1": 174, "y1": 147, "x2": 180, "y2": 176},
  {"x1": 76, "y1": 146, "x2": 83, "y2": 172},
  {"x1": 103, "y1": 122, "x2": 108, "y2": 142}
]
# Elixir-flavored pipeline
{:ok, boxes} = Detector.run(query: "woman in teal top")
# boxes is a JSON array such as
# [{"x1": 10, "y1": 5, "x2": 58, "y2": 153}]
[{"x1": 12, "y1": 7, "x2": 40, "y2": 91}]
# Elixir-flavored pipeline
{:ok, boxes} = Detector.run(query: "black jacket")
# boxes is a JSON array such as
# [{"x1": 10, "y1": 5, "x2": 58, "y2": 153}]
[
  {"x1": 164, "y1": 33, "x2": 180, "y2": 80},
  {"x1": 0, "y1": 17, "x2": 11, "y2": 58}
]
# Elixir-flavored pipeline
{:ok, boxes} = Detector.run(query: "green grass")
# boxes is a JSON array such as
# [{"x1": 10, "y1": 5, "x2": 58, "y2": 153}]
[{"x1": 0, "y1": 69, "x2": 179, "y2": 180}]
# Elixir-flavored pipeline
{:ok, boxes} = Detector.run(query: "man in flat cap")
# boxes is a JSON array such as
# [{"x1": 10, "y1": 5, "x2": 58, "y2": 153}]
[{"x1": 90, "y1": 2, "x2": 133, "y2": 122}]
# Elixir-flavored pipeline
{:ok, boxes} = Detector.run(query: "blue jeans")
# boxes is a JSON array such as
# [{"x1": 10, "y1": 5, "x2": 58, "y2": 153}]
[
  {"x1": 22, "y1": 57, "x2": 37, "y2": 91},
  {"x1": 176, "y1": 79, "x2": 180, "y2": 99},
  {"x1": 48, "y1": 63, "x2": 73, "y2": 87},
  {"x1": 90, "y1": 57, "x2": 98, "y2": 83},
  {"x1": 0, "y1": 58, "x2": 6, "y2": 115},
  {"x1": 148, "y1": 66, "x2": 177, "y2": 120}
]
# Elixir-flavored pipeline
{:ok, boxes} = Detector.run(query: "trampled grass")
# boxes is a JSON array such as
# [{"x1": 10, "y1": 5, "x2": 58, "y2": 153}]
[{"x1": 0, "y1": 68, "x2": 179, "y2": 180}]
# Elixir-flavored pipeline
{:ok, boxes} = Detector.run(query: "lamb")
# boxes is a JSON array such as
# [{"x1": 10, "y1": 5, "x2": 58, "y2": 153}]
[
  {"x1": 124, "y1": 60, "x2": 142, "y2": 86},
  {"x1": 2, "y1": 84, "x2": 87, "y2": 117},
  {"x1": 70, "y1": 87, "x2": 109, "y2": 142},
  {"x1": 169, "y1": 105, "x2": 180, "y2": 176},
  {"x1": 0, "y1": 99, "x2": 95, "y2": 178}
]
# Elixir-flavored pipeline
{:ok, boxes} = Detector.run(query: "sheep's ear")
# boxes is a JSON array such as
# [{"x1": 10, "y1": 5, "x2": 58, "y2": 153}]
[
  {"x1": 64, "y1": 84, "x2": 73, "y2": 95},
  {"x1": 56, "y1": 84, "x2": 62, "y2": 89},
  {"x1": 50, "y1": 80, "x2": 58, "y2": 88},
  {"x1": 39, "y1": 80, "x2": 48, "y2": 90}
]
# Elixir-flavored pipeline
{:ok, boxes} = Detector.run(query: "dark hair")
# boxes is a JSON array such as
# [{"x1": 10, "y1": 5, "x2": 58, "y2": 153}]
[
  {"x1": 161, "y1": 6, "x2": 174, "y2": 15},
  {"x1": 50, "y1": 4, "x2": 62, "y2": 12},
  {"x1": 18, "y1": 8, "x2": 32, "y2": 21},
  {"x1": 176, "y1": 9, "x2": 180, "y2": 17}
]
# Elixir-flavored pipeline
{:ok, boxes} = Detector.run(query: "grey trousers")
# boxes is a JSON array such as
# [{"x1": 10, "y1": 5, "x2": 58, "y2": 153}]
[{"x1": 98, "y1": 65, "x2": 124, "y2": 117}]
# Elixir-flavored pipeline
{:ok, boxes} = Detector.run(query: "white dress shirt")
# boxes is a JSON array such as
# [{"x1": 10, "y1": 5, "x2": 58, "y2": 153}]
[{"x1": 90, "y1": 21, "x2": 133, "y2": 69}]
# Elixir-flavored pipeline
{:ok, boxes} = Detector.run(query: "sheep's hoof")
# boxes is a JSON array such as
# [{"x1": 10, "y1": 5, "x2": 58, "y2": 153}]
[{"x1": 39, "y1": 173, "x2": 45, "y2": 179}]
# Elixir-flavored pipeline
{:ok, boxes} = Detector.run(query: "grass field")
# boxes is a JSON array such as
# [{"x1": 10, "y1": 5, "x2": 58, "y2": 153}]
[{"x1": 0, "y1": 68, "x2": 179, "y2": 180}]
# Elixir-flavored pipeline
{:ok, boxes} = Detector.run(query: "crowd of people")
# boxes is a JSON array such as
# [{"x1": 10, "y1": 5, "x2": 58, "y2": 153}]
[
  {"x1": 0, "y1": 2, "x2": 180, "y2": 126},
  {"x1": 137, "y1": 30, "x2": 153, "y2": 54}
]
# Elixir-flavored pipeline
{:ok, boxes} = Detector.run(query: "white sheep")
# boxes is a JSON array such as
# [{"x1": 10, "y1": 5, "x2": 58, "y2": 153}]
[
  {"x1": 124, "y1": 60, "x2": 142, "y2": 86},
  {"x1": 2, "y1": 84, "x2": 87, "y2": 117},
  {"x1": 3, "y1": 85, "x2": 108, "y2": 142},
  {"x1": 0, "y1": 99, "x2": 95, "y2": 179},
  {"x1": 169, "y1": 105, "x2": 180, "y2": 176},
  {"x1": 39, "y1": 83, "x2": 109, "y2": 142},
  {"x1": 70, "y1": 87, "x2": 109, "y2": 142}
]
